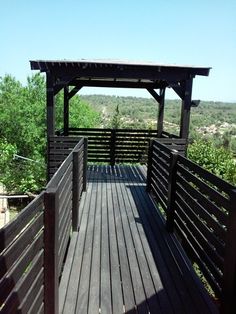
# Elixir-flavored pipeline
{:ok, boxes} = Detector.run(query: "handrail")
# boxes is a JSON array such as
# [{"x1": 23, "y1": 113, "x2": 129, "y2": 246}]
[
  {"x1": 146, "y1": 139, "x2": 236, "y2": 314},
  {"x1": 44, "y1": 137, "x2": 87, "y2": 314}
]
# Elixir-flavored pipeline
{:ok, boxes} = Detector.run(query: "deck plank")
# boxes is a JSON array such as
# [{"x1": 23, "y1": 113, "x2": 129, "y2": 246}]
[
  {"x1": 87, "y1": 166, "x2": 102, "y2": 314},
  {"x1": 107, "y1": 166, "x2": 124, "y2": 314},
  {"x1": 60, "y1": 165, "x2": 218, "y2": 314}
]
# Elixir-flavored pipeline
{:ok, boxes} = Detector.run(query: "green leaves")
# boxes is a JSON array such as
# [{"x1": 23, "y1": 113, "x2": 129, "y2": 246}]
[
  {"x1": 0, "y1": 73, "x2": 101, "y2": 194},
  {"x1": 188, "y1": 139, "x2": 236, "y2": 185}
]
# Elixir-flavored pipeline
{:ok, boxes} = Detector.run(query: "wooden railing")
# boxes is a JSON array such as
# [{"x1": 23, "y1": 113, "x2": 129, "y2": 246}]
[
  {"x1": 146, "y1": 139, "x2": 236, "y2": 314},
  {"x1": 0, "y1": 193, "x2": 45, "y2": 313},
  {"x1": 0, "y1": 137, "x2": 87, "y2": 314},
  {"x1": 51, "y1": 128, "x2": 186, "y2": 175}
]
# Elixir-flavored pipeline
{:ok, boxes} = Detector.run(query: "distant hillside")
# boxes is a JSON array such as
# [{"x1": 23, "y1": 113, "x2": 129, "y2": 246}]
[
  {"x1": 81, "y1": 94, "x2": 236, "y2": 128},
  {"x1": 81, "y1": 95, "x2": 236, "y2": 153}
]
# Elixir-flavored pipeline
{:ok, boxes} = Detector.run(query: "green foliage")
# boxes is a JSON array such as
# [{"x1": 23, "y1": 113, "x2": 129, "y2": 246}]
[
  {"x1": 188, "y1": 139, "x2": 236, "y2": 185},
  {"x1": 0, "y1": 74, "x2": 100, "y2": 193}
]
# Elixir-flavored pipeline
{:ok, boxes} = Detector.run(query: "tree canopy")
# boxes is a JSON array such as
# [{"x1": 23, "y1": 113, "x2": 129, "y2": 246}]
[{"x1": 0, "y1": 74, "x2": 101, "y2": 193}]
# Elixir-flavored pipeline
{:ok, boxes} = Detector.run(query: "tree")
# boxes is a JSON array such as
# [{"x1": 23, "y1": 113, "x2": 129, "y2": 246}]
[
  {"x1": 109, "y1": 104, "x2": 123, "y2": 129},
  {"x1": 0, "y1": 74, "x2": 101, "y2": 193}
]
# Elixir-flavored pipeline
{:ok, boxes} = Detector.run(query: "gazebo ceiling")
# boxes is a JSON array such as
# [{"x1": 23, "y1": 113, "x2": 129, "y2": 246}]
[{"x1": 30, "y1": 59, "x2": 211, "y2": 91}]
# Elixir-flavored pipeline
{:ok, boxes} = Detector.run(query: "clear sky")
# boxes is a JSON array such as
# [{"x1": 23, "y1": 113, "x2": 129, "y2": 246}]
[{"x1": 0, "y1": 0, "x2": 236, "y2": 102}]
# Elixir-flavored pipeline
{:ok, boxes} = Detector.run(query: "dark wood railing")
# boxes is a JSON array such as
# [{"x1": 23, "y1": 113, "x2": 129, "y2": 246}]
[
  {"x1": 146, "y1": 139, "x2": 236, "y2": 314},
  {"x1": 0, "y1": 193, "x2": 45, "y2": 313},
  {"x1": 51, "y1": 128, "x2": 186, "y2": 175},
  {"x1": 0, "y1": 137, "x2": 87, "y2": 314}
]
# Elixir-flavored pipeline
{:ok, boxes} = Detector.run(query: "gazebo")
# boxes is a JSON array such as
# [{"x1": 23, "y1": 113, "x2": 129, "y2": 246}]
[{"x1": 30, "y1": 60, "x2": 210, "y2": 177}]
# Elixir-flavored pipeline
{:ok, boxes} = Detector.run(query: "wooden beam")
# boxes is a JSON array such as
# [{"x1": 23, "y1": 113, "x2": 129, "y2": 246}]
[
  {"x1": 68, "y1": 85, "x2": 82, "y2": 99},
  {"x1": 179, "y1": 78, "x2": 193, "y2": 139},
  {"x1": 70, "y1": 80, "x2": 163, "y2": 90},
  {"x1": 170, "y1": 81, "x2": 185, "y2": 99},
  {"x1": 147, "y1": 88, "x2": 161, "y2": 103},
  {"x1": 64, "y1": 86, "x2": 69, "y2": 136},
  {"x1": 53, "y1": 75, "x2": 76, "y2": 96}
]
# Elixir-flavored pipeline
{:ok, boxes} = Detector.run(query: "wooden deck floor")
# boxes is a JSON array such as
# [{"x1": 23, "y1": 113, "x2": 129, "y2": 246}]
[{"x1": 59, "y1": 165, "x2": 218, "y2": 314}]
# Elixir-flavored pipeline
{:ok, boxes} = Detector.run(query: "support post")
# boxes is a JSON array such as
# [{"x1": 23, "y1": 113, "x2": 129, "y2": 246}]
[
  {"x1": 44, "y1": 188, "x2": 59, "y2": 314},
  {"x1": 146, "y1": 139, "x2": 154, "y2": 192},
  {"x1": 221, "y1": 189, "x2": 236, "y2": 314},
  {"x1": 64, "y1": 86, "x2": 69, "y2": 136},
  {"x1": 110, "y1": 129, "x2": 116, "y2": 166},
  {"x1": 166, "y1": 150, "x2": 178, "y2": 232},
  {"x1": 179, "y1": 78, "x2": 193, "y2": 140},
  {"x1": 157, "y1": 88, "x2": 165, "y2": 137},
  {"x1": 147, "y1": 88, "x2": 165, "y2": 138},
  {"x1": 83, "y1": 138, "x2": 88, "y2": 192},
  {"x1": 72, "y1": 150, "x2": 79, "y2": 231}
]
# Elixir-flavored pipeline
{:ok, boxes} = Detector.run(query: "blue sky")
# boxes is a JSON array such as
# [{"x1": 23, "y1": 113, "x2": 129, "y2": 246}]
[{"x1": 0, "y1": 0, "x2": 236, "y2": 101}]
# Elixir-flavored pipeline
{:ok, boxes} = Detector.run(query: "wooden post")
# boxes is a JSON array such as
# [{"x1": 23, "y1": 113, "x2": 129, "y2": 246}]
[
  {"x1": 146, "y1": 139, "x2": 153, "y2": 192},
  {"x1": 147, "y1": 88, "x2": 165, "y2": 138},
  {"x1": 179, "y1": 78, "x2": 193, "y2": 140},
  {"x1": 44, "y1": 187, "x2": 59, "y2": 314},
  {"x1": 166, "y1": 150, "x2": 178, "y2": 232},
  {"x1": 221, "y1": 189, "x2": 236, "y2": 314},
  {"x1": 72, "y1": 150, "x2": 79, "y2": 232},
  {"x1": 157, "y1": 88, "x2": 165, "y2": 138},
  {"x1": 83, "y1": 138, "x2": 88, "y2": 192},
  {"x1": 110, "y1": 129, "x2": 116, "y2": 166},
  {"x1": 64, "y1": 86, "x2": 69, "y2": 136}
]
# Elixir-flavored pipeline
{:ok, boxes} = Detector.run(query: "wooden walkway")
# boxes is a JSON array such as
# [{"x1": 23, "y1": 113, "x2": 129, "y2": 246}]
[{"x1": 59, "y1": 165, "x2": 218, "y2": 314}]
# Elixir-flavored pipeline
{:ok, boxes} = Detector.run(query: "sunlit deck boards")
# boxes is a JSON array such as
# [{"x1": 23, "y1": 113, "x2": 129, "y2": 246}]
[{"x1": 59, "y1": 165, "x2": 218, "y2": 314}]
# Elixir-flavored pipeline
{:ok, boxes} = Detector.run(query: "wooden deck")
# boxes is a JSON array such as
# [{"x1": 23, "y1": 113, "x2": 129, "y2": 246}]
[{"x1": 59, "y1": 165, "x2": 218, "y2": 314}]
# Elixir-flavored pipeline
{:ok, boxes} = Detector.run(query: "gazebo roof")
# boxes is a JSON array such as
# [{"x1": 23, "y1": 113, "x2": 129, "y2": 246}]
[{"x1": 30, "y1": 59, "x2": 211, "y2": 91}]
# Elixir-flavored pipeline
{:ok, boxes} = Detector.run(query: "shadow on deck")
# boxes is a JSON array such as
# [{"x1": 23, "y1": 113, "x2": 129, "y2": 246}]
[{"x1": 59, "y1": 165, "x2": 217, "y2": 314}]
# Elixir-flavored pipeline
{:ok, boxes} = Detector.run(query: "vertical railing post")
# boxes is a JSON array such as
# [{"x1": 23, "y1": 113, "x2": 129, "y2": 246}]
[
  {"x1": 146, "y1": 139, "x2": 154, "y2": 192},
  {"x1": 83, "y1": 138, "x2": 88, "y2": 192},
  {"x1": 221, "y1": 189, "x2": 236, "y2": 314},
  {"x1": 44, "y1": 187, "x2": 59, "y2": 314},
  {"x1": 110, "y1": 129, "x2": 116, "y2": 166},
  {"x1": 166, "y1": 150, "x2": 178, "y2": 232},
  {"x1": 72, "y1": 149, "x2": 79, "y2": 231}
]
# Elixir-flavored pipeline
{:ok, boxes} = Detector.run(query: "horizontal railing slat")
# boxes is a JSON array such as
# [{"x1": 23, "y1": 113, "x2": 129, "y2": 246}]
[
  {"x1": 0, "y1": 212, "x2": 44, "y2": 280},
  {"x1": 174, "y1": 217, "x2": 222, "y2": 297},
  {"x1": 177, "y1": 163, "x2": 230, "y2": 210},
  {"x1": 176, "y1": 173, "x2": 228, "y2": 227},
  {"x1": 178, "y1": 154, "x2": 234, "y2": 193},
  {"x1": 0, "y1": 231, "x2": 44, "y2": 304},
  {"x1": 17, "y1": 268, "x2": 44, "y2": 313},
  {"x1": 1, "y1": 249, "x2": 44, "y2": 313},
  {"x1": 175, "y1": 194, "x2": 224, "y2": 270},
  {"x1": 0, "y1": 193, "x2": 44, "y2": 253}
]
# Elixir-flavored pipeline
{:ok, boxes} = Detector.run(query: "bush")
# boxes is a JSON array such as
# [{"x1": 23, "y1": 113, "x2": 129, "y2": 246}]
[{"x1": 188, "y1": 139, "x2": 236, "y2": 185}]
